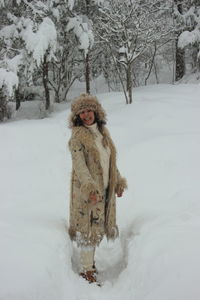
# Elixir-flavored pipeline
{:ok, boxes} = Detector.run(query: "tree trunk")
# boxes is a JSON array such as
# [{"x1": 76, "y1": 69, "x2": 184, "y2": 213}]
[
  {"x1": 84, "y1": 0, "x2": 91, "y2": 94},
  {"x1": 154, "y1": 61, "x2": 159, "y2": 84},
  {"x1": 85, "y1": 52, "x2": 90, "y2": 94},
  {"x1": 145, "y1": 42, "x2": 157, "y2": 85},
  {"x1": 42, "y1": 53, "x2": 50, "y2": 110},
  {"x1": 126, "y1": 64, "x2": 132, "y2": 104},
  {"x1": 0, "y1": 88, "x2": 8, "y2": 121},
  {"x1": 15, "y1": 88, "x2": 21, "y2": 110},
  {"x1": 63, "y1": 76, "x2": 77, "y2": 101},
  {"x1": 174, "y1": 0, "x2": 185, "y2": 81},
  {"x1": 54, "y1": 90, "x2": 60, "y2": 103},
  {"x1": 175, "y1": 37, "x2": 185, "y2": 81}
]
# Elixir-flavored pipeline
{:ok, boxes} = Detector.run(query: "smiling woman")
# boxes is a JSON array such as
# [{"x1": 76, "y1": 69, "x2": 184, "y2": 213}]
[
  {"x1": 68, "y1": 93, "x2": 127, "y2": 284},
  {"x1": 79, "y1": 109, "x2": 95, "y2": 126}
]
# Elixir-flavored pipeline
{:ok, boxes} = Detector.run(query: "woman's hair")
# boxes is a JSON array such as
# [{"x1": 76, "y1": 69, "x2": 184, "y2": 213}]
[{"x1": 74, "y1": 112, "x2": 106, "y2": 129}]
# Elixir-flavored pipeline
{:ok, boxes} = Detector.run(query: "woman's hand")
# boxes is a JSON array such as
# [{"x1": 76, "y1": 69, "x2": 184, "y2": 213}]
[
  {"x1": 117, "y1": 188, "x2": 124, "y2": 197},
  {"x1": 89, "y1": 192, "x2": 98, "y2": 205}
]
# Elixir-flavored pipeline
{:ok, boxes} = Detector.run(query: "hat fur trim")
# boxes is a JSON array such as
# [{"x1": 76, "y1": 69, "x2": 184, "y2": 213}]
[{"x1": 69, "y1": 93, "x2": 106, "y2": 127}]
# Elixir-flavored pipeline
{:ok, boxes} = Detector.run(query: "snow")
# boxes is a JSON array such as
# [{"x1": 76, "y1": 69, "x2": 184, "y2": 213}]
[
  {"x1": 1, "y1": 84, "x2": 200, "y2": 299},
  {"x1": 21, "y1": 17, "x2": 57, "y2": 67},
  {"x1": 66, "y1": 16, "x2": 94, "y2": 53},
  {"x1": 0, "y1": 68, "x2": 18, "y2": 96},
  {"x1": 0, "y1": 24, "x2": 17, "y2": 40},
  {"x1": 52, "y1": 8, "x2": 60, "y2": 20},
  {"x1": 178, "y1": 29, "x2": 200, "y2": 48},
  {"x1": 0, "y1": 0, "x2": 5, "y2": 7},
  {"x1": 67, "y1": 0, "x2": 75, "y2": 10},
  {"x1": 5, "y1": 54, "x2": 23, "y2": 74}
]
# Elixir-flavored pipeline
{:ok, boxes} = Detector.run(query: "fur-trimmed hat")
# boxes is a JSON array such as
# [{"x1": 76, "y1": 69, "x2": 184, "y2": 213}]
[{"x1": 69, "y1": 93, "x2": 106, "y2": 127}]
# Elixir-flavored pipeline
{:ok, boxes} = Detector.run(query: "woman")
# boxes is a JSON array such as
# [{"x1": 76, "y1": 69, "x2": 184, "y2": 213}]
[{"x1": 68, "y1": 93, "x2": 127, "y2": 283}]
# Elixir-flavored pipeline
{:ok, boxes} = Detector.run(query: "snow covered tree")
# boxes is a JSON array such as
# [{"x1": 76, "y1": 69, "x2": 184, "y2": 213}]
[
  {"x1": 95, "y1": 0, "x2": 173, "y2": 103},
  {"x1": 178, "y1": 0, "x2": 200, "y2": 74},
  {"x1": 0, "y1": 69, "x2": 18, "y2": 121},
  {"x1": 0, "y1": 1, "x2": 20, "y2": 118},
  {"x1": 0, "y1": 1, "x2": 57, "y2": 112},
  {"x1": 19, "y1": 2, "x2": 57, "y2": 110},
  {"x1": 173, "y1": 0, "x2": 187, "y2": 80},
  {"x1": 173, "y1": 0, "x2": 200, "y2": 79},
  {"x1": 66, "y1": 0, "x2": 104, "y2": 94},
  {"x1": 47, "y1": 1, "x2": 84, "y2": 102}
]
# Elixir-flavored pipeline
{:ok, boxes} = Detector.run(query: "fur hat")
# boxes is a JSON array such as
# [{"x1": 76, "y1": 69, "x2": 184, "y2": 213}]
[{"x1": 69, "y1": 93, "x2": 106, "y2": 127}]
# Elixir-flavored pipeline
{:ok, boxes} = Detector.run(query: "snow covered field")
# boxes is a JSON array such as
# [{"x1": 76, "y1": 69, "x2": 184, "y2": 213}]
[{"x1": 1, "y1": 84, "x2": 200, "y2": 300}]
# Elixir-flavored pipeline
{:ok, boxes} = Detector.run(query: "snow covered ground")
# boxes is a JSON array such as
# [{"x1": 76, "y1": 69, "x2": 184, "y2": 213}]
[{"x1": 1, "y1": 84, "x2": 200, "y2": 300}]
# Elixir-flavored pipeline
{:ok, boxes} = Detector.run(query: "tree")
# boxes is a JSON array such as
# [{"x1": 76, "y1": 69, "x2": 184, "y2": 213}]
[
  {"x1": 0, "y1": 1, "x2": 57, "y2": 111},
  {"x1": 66, "y1": 0, "x2": 94, "y2": 94},
  {"x1": 48, "y1": 1, "x2": 83, "y2": 102},
  {"x1": 173, "y1": 0, "x2": 186, "y2": 80},
  {"x1": 173, "y1": 0, "x2": 200, "y2": 79},
  {"x1": 177, "y1": 0, "x2": 200, "y2": 75},
  {"x1": 96, "y1": 0, "x2": 173, "y2": 103},
  {"x1": 0, "y1": 68, "x2": 18, "y2": 121}
]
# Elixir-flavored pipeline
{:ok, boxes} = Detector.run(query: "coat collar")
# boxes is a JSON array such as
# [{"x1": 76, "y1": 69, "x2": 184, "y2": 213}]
[
  {"x1": 71, "y1": 125, "x2": 116, "y2": 158},
  {"x1": 72, "y1": 126, "x2": 96, "y2": 149}
]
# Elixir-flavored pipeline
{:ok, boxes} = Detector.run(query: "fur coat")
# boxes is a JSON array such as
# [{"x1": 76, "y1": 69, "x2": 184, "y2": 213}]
[{"x1": 68, "y1": 125, "x2": 127, "y2": 247}]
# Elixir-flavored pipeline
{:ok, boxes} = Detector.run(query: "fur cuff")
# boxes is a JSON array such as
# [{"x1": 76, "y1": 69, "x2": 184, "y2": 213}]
[
  {"x1": 68, "y1": 226, "x2": 76, "y2": 241},
  {"x1": 106, "y1": 225, "x2": 119, "y2": 240},
  {"x1": 80, "y1": 181, "x2": 100, "y2": 199},
  {"x1": 115, "y1": 177, "x2": 128, "y2": 193}
]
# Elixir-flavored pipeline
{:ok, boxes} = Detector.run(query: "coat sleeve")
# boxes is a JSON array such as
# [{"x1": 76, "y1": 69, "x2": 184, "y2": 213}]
[
  {"x1": 103, "y1": 126, "x2": 128, "y2": 194},
  {"x1": 115, "y1": 168, "x2": 128, "y2": 194},
  {"x1": 69, "y1": 137, "x2": 100, "y2": 199}
]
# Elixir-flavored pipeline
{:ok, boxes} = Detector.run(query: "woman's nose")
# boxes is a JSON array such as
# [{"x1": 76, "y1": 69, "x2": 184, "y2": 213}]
[{"x1": 83, "y1": 111, "x2": 88, "y2": 117}]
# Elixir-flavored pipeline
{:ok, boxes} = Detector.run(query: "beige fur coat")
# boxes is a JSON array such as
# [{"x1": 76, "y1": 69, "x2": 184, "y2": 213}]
[{"x1": 68, "y1": 125, "x2": 127, "y2": 247}]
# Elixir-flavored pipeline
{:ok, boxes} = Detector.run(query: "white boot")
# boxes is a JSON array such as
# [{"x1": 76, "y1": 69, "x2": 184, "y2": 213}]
[
  {"x1": 80, "y1": 246, "x2": 95, "y2": 272},
  {"x1": 79, "y1": 247, "x2": 97, "y2": 283}
]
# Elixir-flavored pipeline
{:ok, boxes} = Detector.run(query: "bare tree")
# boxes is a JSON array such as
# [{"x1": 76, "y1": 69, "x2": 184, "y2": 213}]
[{"x1": 96, "y1": 0, "x2": 173, "y2": 103}]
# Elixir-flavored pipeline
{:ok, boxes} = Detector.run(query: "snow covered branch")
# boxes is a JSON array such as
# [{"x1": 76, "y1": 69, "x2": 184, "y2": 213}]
[
  {"x1": 178, "y1": 29, "x2": 200, "y2": 48},
  {"x1": 66, "y1": 16, "x2": 94, "y2": 54},
  {"x1": 0, "y1": 68, "x2": 18, "y2": 96},
  {"x1": 21, "y1": 17, "x2": 57, "y2": 67}
]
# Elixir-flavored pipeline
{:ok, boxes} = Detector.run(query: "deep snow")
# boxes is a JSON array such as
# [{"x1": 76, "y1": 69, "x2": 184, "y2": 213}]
[{"x1": 1, "y1": 84, "x2": 200, "y2": 300}]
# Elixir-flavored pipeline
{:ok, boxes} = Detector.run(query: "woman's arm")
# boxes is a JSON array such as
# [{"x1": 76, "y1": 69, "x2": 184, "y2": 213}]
[{"x1": 115, "y1": 168, "x2": 128, "y2": 197}]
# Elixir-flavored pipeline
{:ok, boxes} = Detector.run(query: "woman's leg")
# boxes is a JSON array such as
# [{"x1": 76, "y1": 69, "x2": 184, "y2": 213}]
[
  {"x1": 79, "y1": 246, "x2": 98, "y2": 283},
  {"x1": 80, "y1": 246, "x2": 95, "y2": 272}
]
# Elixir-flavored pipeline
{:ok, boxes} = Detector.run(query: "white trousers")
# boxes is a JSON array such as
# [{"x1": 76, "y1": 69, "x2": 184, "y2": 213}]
[{"x1": 80, "y1": 247, "x2": 95, "y2": 272}]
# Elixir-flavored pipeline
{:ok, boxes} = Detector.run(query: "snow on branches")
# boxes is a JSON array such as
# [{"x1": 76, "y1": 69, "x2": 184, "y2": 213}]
[
  {"x1": 178, "y1": 30, "x2": 200, "y2": 49},
  {"x1": 21, "y1": 17, "x2": 57, "y2": 67},
  {"x1": 0, "y1": 68, "x2": 18, "y2": 96},
  {"x1": 67, "y1": 0, "x2": 75, "y2": 10},
  {"x1": 66, "y1": 16, "x2": 94, "y2": 54}
]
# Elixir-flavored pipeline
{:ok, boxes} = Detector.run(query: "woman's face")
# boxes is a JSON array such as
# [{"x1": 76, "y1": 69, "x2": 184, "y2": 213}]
[{"x1": 79, "y1": 109, "x2": 95, "y2": 126}]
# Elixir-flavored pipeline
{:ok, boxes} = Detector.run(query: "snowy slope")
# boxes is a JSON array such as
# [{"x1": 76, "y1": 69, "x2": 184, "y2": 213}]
[{"x1": 0, "y1": 84, "x2": 200, "y2": 300}]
